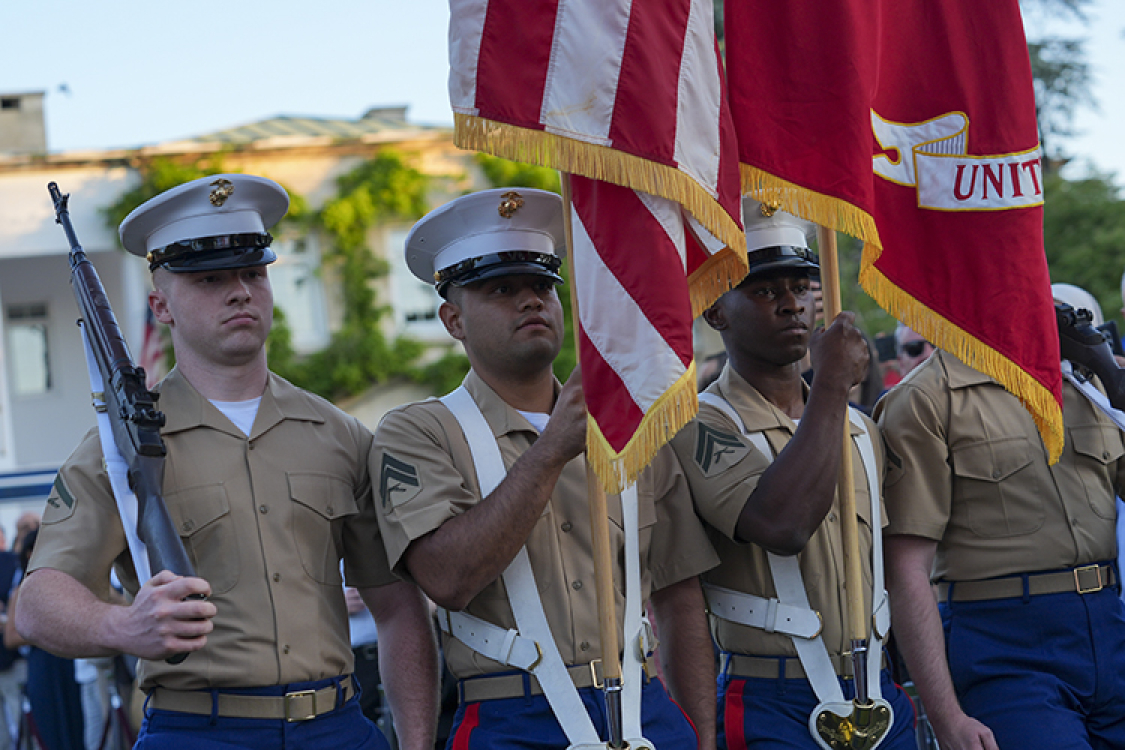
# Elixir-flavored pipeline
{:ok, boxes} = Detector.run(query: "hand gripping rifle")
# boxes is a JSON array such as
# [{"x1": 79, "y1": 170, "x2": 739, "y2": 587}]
[
  {"x1": 1056, "y1": 301, "x2": 1125, "y2": 412},
  {"x1": 49, "y1": 182, "x2": 197, "y2": 663}
]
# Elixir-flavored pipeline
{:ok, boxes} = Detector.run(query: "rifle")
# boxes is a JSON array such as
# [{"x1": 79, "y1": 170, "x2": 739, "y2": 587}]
[
  {"x1": 49, "y1": 182, "x2": 197, "y2": 663},
  {"x1": 1056, "y1": 301, "x2": 1125, "y2": 412}
]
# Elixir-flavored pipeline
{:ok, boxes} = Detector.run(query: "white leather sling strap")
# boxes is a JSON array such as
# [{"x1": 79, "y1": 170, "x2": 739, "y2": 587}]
[
  {"x1": 438, "y1": 386, "x2": 650, "y2": 748},
  {"x1": 697, "y1": 392, "x2": 887, "y2": 703},
  {"x1": 1062, "y1": 360, "x2": 1125, "y2": 431},
  {"x1": 80, "y1": 321, "x2": 152, "y2": 583}
]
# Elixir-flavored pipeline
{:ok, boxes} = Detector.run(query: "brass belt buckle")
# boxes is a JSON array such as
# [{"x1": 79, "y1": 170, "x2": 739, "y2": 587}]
[
  {"x1": 1073, "y1": 564, "x2": 1104, "y2": 595},
  {"x1": 285, "y1": 689, "x2": 317, "y2": 722}
]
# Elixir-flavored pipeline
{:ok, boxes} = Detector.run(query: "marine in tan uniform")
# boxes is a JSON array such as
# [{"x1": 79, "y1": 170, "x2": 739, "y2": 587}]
[
  {"x1": 14, "y1": 174, "x2": 438, "y2": 750},
  {"x1": 372, "y1": 187, "x2": 718, "y2": 749},
  {"x1": 668, "y1": 202, "x2": 917, "y2": 749},
  {"x1": 878, "y1": 346, "x2": 1125, "y2": 750}
]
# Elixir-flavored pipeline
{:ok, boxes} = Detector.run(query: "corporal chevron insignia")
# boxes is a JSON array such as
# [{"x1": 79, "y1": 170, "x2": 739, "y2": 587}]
[
  {"x1": 694, "y1": 423, "x2": 751, "y2": 477},
  {"x1": 379, "y1": 453, "x2": 422, "y2": 508}
]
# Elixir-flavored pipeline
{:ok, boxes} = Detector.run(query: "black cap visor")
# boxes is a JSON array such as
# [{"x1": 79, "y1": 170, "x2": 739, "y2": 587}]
[
  {"x1": 743, "y1": 245, "x2": 820, "y2": 280},
  {"x1": 436, "y1": 251, "x2": 563, "y2": 297},
  {"x1": 150, "y1": 232, "x2": 277, "y2": 273}
]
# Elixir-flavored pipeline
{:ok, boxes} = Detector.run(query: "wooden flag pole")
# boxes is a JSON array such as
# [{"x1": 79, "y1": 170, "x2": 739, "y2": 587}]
[
  {"x1": 815, "y1": 226, "x2": 867, "y2": 663},
  {"x1": 560, "y1": 174, "x2": 625, "y2": 748},
  {"x1": 813, "y1": 226, "x2": 893, "y2": 750}
]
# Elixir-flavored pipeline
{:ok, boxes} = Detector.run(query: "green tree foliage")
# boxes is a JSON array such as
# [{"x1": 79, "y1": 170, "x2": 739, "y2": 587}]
[
  {"x1": 103, "y1": 153, "x2": 428, "y2": 401},
  {"x1": 1042, "y1": 172, "x2": 1125, "y2": 324},
  {"x1": 271, "y1": 152, "x2": 429, "y2": 400}
]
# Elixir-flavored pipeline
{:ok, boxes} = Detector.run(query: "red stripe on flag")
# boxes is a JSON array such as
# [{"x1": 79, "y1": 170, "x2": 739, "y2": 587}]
[
  {"x1": 579, "y1": 330, "x2": 647, "y2": 452},
  {"x1": 608, "y1": 0, "x2": 690, "y2": 164},
  {"x1": 569, "y1": 178, "x2": 694, "y2": 366},
  {"x1": 474, "y1": 0, "x2": 559, "y2": 129}
]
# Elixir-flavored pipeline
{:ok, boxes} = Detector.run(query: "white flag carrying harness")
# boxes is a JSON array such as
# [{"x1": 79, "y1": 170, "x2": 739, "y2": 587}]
[
  {"x1": 696, "y1": 393, "x2": 892, "y2": 743},
  {"x1": 437, "y1": 386, "x2": 654, "y2": 749}
]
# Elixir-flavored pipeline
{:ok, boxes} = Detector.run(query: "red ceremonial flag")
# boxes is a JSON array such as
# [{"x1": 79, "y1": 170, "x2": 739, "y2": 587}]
[
  {"x1": 449, "y1": 0, "x2": 746, "y2": 489},
  {"x1": 726, "y1": 0, "x2": 1063, "y2": 460}
]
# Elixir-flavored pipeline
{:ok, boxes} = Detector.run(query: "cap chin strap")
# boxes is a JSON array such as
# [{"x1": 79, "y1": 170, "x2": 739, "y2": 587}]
[{"x1": 438, "y1": 386, "x2": 653, "y2": 749}]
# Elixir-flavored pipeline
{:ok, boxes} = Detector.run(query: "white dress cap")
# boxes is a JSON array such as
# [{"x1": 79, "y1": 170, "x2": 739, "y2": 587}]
[
  {"x1": 1051, "y1": 282, "x2": 1104, "y2": 327},
  {"x1": 405, "y1": 188, "x2": 565, "y2": 292},
  {"x1": 739, "y1": 198, "x2": 819, "y2": 278},
  {"x1": 119, "y1": 174, "x2": 289, "y2": 271}
]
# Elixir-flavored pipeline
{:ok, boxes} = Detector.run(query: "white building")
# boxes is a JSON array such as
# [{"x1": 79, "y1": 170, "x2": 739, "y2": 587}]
[{"x1": 0, "y1": 93, "x2": 478, "y2": 540}]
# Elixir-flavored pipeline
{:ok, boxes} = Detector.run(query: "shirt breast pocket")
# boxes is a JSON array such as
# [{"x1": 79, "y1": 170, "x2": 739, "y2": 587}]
[
  {"x1": 288, "y1": 472, "x2": 359, "y2": 584},
  {"x1": 951, "y1": 437, "x2": 1043, "y2": 538},
  {"x1": 1069, "y1": 424, "x2": 1125, "y2": 520},
  {"x1": 165, "y1": 483, "x2": 239, "y2": 595}
]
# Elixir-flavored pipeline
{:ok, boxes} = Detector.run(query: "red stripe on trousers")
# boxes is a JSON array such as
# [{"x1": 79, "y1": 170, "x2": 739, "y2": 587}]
[
  {"x1": 724, "y1": 678, "x2": 747, "y2": 750},
  {"x1": 450, "y1": 702, "x2": 481, "y2": 750}
]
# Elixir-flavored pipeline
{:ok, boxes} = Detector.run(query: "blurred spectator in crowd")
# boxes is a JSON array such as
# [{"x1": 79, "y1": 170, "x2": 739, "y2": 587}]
[
  {"x1": 0, "y1": 542, "x2": 20, "y2": 750},
  {"x1": 850, "y1": 330, "x2": 885, "y2": 414},
  {"x1": 895, "y1": 323, "x2": 935, "y2": 379},
  {"x1": 11, "y1": 514, "x2": 38, "y2": 559},
  {"x1": 5, "y1": 528, "x2": 84, "y2": 750}
]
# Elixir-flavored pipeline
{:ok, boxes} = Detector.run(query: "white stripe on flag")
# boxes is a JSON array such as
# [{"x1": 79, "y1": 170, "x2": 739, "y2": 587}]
[
  {"x1": 571, "y1": 194, "x2": 689, "y2": 412},
  {"x1": 448, "y1": 0, "x2": 488, "y2": 116},
  {"x1": 542, "y1": 0, "x2": 630, "y2": 144},
  {"x1": 674, "y1": 0, "x2": 724, "y2": 196}
]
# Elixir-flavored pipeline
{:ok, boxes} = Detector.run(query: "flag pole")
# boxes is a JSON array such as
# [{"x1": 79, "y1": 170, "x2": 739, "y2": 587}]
[
  {"x1": 814, "y1": 227, "x2": 891, "y2": 749},
  {"x1": 560, "y1": 173, "x2": 626, "y2": 749},
  {"x1": 815, "y1": 226, "x2": 867, "y2": 687}
]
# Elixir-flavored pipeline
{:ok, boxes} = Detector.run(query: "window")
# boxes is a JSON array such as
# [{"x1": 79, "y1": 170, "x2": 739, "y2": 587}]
[
  {"x1": 269, "y1": 235, "x2": 329, "y2": 353},
  {"x1": 387, "y1": 227, "x2": 447, "y2": 341},
  {"x1": 6, "y1": 303, "x2": 50, "y2": 396},
  {"x1": 0, "y1": 98, "x2": 19, "y2": 111}
]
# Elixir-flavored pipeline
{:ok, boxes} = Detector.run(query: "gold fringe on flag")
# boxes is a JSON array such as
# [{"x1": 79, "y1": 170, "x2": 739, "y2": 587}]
[
  {"x1": 456, "y1": 114, "x2": 746, "y2": 263},
  {"x1": 859, "y1": 256, "x2": 1064, "y2": 463},
  {"x1": 688, "y1": 246, "x2": 751, "y2": 318},
  {"x1": 585, "y1": 362, "x2": 700, "y2": 495},
  {"x1": 741, "y1": 165, "x2": 882, "y2": 248}
]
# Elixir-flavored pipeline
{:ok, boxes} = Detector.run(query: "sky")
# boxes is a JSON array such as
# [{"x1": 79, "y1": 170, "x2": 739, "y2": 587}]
[{"x1": 0, "y1": 0, "x2": 1122, "y2": 185}]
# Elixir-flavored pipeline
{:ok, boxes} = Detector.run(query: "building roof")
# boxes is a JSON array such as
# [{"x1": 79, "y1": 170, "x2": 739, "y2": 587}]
[{"x1": 176, "y1": 106, "x2": 442, "y2": 147}]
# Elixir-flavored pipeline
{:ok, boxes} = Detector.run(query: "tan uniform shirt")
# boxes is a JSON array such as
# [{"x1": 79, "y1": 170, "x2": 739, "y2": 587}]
[
  {"x1": 372, "y1": 371, "x2": 718, "y2": 679},
  {"x1": 876, "y1": 350, "x2": 1125, "y2": 581},
  {"x1": 30, "y1": 368, "x2": 395, "y2": 691},
  {"x1": 668, "y1": 365, "x2": 886, "y2": 658}
]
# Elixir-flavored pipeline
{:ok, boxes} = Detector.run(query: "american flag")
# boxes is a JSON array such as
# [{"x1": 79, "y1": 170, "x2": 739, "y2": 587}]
[{"x1": 449, "y1": 0, "x2": 745, "y2": 490}]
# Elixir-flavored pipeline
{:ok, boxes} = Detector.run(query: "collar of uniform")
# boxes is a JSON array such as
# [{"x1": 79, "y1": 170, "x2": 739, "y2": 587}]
[
  {"x1": 158, "y1": 368, "x2": 326, "y2": 438},
  {"x1": 713, "y1": 362, "x2": 862, "y2": 437},
  {"x1": 935, "y1": 350, "x2": 997, "y2": 390},
  {"x1": 461, "y1": 369, "x2": 561, "y2": 438}
]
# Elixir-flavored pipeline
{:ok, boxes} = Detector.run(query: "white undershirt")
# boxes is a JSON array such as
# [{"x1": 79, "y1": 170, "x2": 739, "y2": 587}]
[
  {"x1": 518, "y1": 410, "x2": 551, "y2": 433},
  {"x1": 210, "y1": 397, "x2": 262, "y2": 436}
]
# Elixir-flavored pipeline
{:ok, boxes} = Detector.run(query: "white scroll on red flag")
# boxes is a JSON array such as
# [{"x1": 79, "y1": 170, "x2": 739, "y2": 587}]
[
  {"x1": 449, "y1": 0, "x2": 745, "y2": 490},
  {"x1": 726, "y1": 0, "x2": 1063, "y2": 459}
]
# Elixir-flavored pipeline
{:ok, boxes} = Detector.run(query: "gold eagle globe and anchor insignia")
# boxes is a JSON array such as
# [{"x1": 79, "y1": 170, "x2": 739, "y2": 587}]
[
  {"x1": 209, "y1": 178, "x2": 235, "y2": 207},
  {"x1": 759, "y1": 200, "x2": 782, "y2": 218},
  {"x1": 497, "y1": 191, "x2": 525, "y2": 219}
]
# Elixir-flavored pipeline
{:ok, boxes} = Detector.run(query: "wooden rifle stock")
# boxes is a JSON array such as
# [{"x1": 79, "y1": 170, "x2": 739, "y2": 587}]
[{"x1": 49, "y1": 183, "x2": 198, "y2": 663}]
